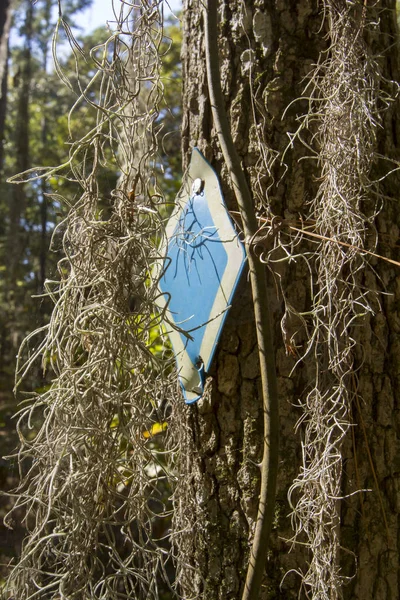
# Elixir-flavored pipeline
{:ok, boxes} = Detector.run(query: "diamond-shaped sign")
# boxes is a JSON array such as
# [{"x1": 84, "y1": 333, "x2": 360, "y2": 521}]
[{"x1": 155, "y1": 148, "x2": 246, "y2": 403}]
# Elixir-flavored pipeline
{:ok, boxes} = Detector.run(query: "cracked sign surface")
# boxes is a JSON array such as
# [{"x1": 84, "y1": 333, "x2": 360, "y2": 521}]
[{"x1": 156, "y1": 148, "x2": 246, "y2": 403}]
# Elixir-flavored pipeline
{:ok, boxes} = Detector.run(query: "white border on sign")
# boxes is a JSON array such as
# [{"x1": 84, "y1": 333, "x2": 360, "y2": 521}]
[{"x1": 155, "y1": 148, "x2": 246, "y2": 402}]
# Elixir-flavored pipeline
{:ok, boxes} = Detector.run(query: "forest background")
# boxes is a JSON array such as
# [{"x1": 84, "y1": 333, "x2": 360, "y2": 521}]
[{"x1": 0, "y1": 0, "x2": 182, "y2": 583}]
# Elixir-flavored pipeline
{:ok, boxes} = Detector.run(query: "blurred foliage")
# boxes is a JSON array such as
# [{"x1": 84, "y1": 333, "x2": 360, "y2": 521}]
[
  {"x1": 0, "y1": 0, "x2": 94, "y2": 396},
  {"x1": 0, "y1": 4, "x2": 182, "y2": 398},
  {"x1": 0, "y1": 3, "x2": 182, "y2": 589}
]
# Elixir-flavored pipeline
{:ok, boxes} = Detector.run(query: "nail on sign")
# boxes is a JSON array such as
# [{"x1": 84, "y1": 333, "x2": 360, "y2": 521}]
[{"x1": 155, "y1": 148, "x2": 246, "y2": 403}]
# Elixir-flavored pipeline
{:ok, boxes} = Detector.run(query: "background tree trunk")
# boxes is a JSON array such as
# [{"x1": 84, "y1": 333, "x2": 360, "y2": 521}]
[
  {"x1": 0, "y1": 0, "x2": 12, "y2": 391},
  {"x1": 173, "y1": 1, "x2": 400, "y2": 599},
  {"x1": 0, "y1": 0, "x2": 12, "y2": 172},
  {"x1": 0, "y1": 0, "x2": 11, "y2": 82},
  {"x1": 8, "y1": 0, "x2": 33, "y2": 277}
]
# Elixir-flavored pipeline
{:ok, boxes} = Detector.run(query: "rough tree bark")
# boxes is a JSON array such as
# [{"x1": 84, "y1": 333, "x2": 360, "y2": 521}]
[{"x1": 173, "y1": 1, "x2": 400, "y2": 599}]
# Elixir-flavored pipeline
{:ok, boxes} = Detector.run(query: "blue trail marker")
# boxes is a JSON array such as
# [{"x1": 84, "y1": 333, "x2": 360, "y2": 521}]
[{"x1": 155, "y1": 148, "x2": 246, "y2": 403}]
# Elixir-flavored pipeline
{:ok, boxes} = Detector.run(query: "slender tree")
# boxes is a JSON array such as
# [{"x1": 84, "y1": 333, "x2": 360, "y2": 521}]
[
  {"x1": 8, "y1": 0, "x2": 33, "y2": 276},
  {"x1": 0, "y1": 0, "x2": 12, "y2": 393},
  {"x1": 0, "y1": 0, "x2": 12, "y2": 86},
  {"x1": 0, "y1": 0, "x2": 12, "y2": 171}
]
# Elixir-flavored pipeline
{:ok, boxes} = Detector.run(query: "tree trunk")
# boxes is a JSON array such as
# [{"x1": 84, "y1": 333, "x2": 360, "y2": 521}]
[
  {"x1": 0, "y1": 0, "x2": 11, "y2": 92},
  {"x1": 173, "y1": 1, "x2": 400, "y2": 599},
  {"x1": 0, "y1": 0, "x2": 11, "y2": 174},
  {"x1": 8, "y1": 0, "x2": 33, "y2": 278}
]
